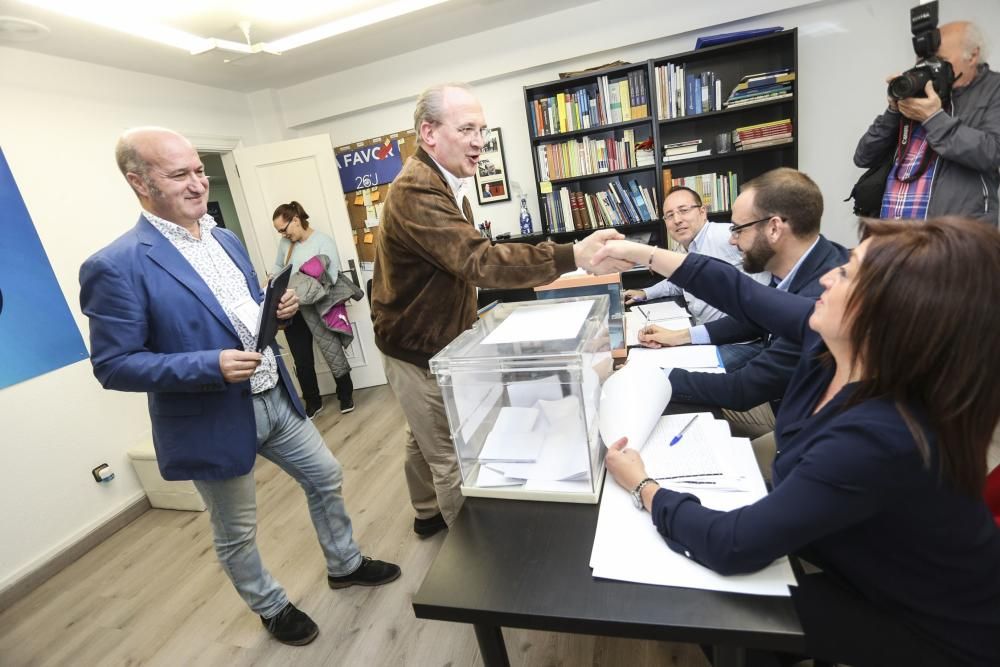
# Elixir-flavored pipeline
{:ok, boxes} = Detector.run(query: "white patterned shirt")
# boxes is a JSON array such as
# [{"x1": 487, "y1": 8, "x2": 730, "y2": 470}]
[{"x1": 143, "y1": 211, "x2": 279, "y2": 394}]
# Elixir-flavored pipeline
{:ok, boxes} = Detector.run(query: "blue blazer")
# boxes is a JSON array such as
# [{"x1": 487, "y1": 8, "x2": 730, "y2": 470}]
[
  {"x1": 79, "y1": 216, "x2": 304, "y2": 481},
  {"x1": 668, "y1": 235, "x2": 848, "y2": 411}
]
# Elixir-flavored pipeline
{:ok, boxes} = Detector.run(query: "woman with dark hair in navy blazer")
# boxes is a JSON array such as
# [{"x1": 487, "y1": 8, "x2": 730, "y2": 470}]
[{"x1": 595, "y1": 217, "x2": 1000, "y2": 666}]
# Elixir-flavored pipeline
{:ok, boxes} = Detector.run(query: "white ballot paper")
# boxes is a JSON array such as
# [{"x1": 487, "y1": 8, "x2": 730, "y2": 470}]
[
  {"x1": 625, "y1": 311, "x2": 691, "y2": 347},
  {"x1": 633, "y1": 300, "x2": 689, "y2": 321},
  {"x1": 589, "y1": 408, "x2": 796, "y2": 595},
  {"x1": 627, "y1": 345, "x2": 723, "y2": 370},
  {"x1": 598, "y1": 362, "x2": 672, "y2": 451},
  {"x1": 482, "y1": 300, "x2": 594, "y2": 345}
]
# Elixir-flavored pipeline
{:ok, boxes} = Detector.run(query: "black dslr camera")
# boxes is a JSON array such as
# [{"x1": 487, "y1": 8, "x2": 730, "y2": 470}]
[{"x1": 887, "y1": 1, "x2": 955, "y2": 102}]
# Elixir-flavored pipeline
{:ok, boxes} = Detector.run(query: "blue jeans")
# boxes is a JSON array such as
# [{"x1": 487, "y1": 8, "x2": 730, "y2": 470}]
[
  {"x1": 718, "y1": 341, "x2": 763, "y2": 372},
  {"x1": 193, "y1": 386, "x2": 362, "y2": 619}
]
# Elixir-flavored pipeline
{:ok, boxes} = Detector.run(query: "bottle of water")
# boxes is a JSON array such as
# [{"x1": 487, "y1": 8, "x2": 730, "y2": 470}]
[{"x1": 519, "y1": 196, "x2": 533, "y2": 235}]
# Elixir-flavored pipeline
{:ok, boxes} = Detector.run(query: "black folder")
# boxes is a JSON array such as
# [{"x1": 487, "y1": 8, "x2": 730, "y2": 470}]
[{"x1": 254, "y1": 263, "x2": 292, "y2": 353}]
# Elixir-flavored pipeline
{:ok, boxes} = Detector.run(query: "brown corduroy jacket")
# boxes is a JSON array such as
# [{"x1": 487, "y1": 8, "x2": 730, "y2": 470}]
[{"x1": 371, "y1": 147, "x2": 576, "y2": 367}]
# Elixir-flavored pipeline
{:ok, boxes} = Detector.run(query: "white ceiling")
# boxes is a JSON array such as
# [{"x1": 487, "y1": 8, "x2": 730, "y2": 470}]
[{"x1": 0, "y1": 0, "x2": 583, "y2": 92}]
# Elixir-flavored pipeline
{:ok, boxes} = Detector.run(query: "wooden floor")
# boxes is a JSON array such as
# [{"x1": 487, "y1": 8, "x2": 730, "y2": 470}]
[{"x1": 0, "y1": 385, "x2": 711, "y2": 667}]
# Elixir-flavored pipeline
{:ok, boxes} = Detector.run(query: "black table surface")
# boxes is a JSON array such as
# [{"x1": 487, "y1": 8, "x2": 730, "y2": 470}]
[{"x1": 413, "y1": 496, "x2": 805, "y2": 652}]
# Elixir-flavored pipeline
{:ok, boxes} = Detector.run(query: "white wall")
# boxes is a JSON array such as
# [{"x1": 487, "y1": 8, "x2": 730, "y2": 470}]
[
  {"x1": 279, "y1": 0, "x2": 1000, "y2": 246},
  {"x1": 0, "y1": 46, "x2": 261, "y2": 593}
]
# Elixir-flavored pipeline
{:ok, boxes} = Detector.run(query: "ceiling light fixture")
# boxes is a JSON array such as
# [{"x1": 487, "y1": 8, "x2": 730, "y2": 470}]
[
  {"x1": 18, "y1": 0, "x2": 212, "y2": 52},
  {"x1": 265, "y1": 0, "x2": 451, "y2": 53},
  {"x1": 0, "y1": 15, "x2": 50, "y2": 42},
  {"x1": 18, "y1": 0, "x2": 452, "y2": 56}
]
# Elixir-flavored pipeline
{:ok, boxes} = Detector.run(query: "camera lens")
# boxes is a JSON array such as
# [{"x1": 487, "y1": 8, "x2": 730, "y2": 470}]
[{"x1": 888, "y1": 68, "x2": 931, "y2": 100}]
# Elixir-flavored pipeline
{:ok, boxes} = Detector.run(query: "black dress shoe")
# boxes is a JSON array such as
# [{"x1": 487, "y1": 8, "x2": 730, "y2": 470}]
[
  {"x1": 413, "y1": 512, "x2": 448, "y2": 538},
  {"x1": 328, "y1": 556, "x2": 401, "y2": 589},
  {"x1": 260, "y1": 602, "x2": 319, "y2": 646}
]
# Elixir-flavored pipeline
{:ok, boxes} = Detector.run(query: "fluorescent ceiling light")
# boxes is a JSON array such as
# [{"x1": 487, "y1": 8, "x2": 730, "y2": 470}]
[
  {"x1": 18, "y1": 0, "x2": 212, "y2": 52},
  {"x1": 18, "y1": 0, "x2": 452, "y2": 55},
  {"x1": 235, "y1": 0, "x2": 372, "y2": 25},
  {"x1": 266, "y1": 0, "x2": 451, "y2": 53}
]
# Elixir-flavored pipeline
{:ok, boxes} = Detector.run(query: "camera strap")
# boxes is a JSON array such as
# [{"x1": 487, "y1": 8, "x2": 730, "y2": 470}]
[{"x1": 893, "y1": 118, "x2": 936, "y2": 184}]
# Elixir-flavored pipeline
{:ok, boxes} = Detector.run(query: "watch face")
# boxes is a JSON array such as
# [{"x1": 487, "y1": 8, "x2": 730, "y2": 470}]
[{"x1": 631, "y1": 490, "x2": 642, "y2": 509}]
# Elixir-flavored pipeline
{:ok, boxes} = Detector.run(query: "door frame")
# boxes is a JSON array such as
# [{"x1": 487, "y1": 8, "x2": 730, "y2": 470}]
[{"x1": 189, "y1": 133, "x2": 266, "y2": 277}]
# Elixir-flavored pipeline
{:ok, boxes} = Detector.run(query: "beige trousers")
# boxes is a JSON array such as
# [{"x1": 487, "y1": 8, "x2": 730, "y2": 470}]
[
  {"x1": 723, "y1": 403, "x2": 778, "y2": 483},
  {"x1": 383, "y1": 355, "x2": 464, "y2": 525}
]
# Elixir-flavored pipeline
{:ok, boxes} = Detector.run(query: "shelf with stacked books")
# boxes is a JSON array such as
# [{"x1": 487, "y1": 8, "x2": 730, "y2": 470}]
[
  {"x1": 652, "y1": 28, "x2": 798, "y2": 197},
  {"x1": 540, "y1": 174, "x2": 660, "y2": 235},
  {"x1": 530, "y1": 117, "x2": 652, "y2": 143},
  {"x1": 524, "y1": 61, "x2": 660, "y2": 244},
  {"x1": 526, "y1": 62, "x2": 652, "y2": 139},
  {"x1": 657, "y1": 96, "x2": 793, "y2": 126},
  {"x1": 521, "y1": 30, "x2": 797, "y2": 249}
]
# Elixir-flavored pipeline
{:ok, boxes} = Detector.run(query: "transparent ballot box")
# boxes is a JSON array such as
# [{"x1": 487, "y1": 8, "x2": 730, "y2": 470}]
[{"x1": 429, "y1": 295, "x2": 612, "y2": 503}]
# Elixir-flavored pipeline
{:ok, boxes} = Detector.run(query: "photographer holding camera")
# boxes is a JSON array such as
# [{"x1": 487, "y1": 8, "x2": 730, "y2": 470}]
[{"x1": 854, "y1": 14, "x2": 1000, "y2": 226}]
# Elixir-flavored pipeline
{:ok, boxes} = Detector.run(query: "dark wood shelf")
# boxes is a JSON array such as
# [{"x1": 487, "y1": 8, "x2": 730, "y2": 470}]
[
  {"x1": 524, "y1": 28, "x2": 797, "y2": 256},
  {"x1": 546, "y1": 219, "x2": 661, "y2": 239},
  {"x1": 525, "y1": 62, "x2": 649, "y2": 94},
  {"x1": 652, "y1": 29, "x2": 794, "y2": 65},
  {"x1": 663, "y1": 139, "x2": 796, "y2": 167},
  {"x1": 546, "y1": 165, "x2": 655, "y2": 186},
  {"x1": 658, "y1": 97, "x2": 794, "y2": 126},
  {"x1": 531, "y1": 117, "x2": 652, "y2": 144}
]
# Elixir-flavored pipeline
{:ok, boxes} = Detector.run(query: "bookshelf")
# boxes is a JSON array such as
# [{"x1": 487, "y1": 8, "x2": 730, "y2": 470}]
[
  {"x1": 653, "y1": 29, "x2": 798, "y2": 219},
  {"x1": 523, "y1": 61, "x2": 662, "y2": 246},
  {"x1": 520, "y1": 29, "x2": 798, "y2": 249}
]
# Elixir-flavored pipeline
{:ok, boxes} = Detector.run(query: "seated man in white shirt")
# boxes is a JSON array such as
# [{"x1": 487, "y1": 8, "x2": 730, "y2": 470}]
[{"x1": 625, "y1": 186, "x2": 770, "y2": 370}]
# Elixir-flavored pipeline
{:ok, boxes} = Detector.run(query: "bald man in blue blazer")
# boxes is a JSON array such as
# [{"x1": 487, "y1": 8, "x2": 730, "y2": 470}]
[{"x1": 79, "y1": 127, "x2": 399, "y2": 647}]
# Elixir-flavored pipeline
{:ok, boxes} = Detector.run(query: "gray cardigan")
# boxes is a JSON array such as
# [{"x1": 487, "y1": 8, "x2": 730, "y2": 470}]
[{"x1": 854, "y1": 63, "x2": 1000, "y2": 226}]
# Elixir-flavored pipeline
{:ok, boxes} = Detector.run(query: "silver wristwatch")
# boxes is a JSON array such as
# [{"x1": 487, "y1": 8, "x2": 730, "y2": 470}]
[{"x1": 631, "y1": 477, "x2": 657, "y2": 509}]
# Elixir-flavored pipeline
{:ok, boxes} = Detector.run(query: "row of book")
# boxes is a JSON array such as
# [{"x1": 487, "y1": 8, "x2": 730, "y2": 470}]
[
  {"x1": 530, "y1": 71, "x2": 649, "y2": 137},
  {"x1": 654, "y1": 64, "x2": 724, "y2": 119},
  {"x1": 724, "y1": 69, "x2": 795, "y2": 108},
  {"x1": 543, "y1": 178, "x2": 657, "y2": 232},
  {"x1": 734, "y1": 118, "x2": 793, "y2": 150},
  {"x1": 668, "y1": 171, "x2": 739, "y2": 213},
  {"x1": 535, "y1": 129, "x2": 652, "y2": 181}
]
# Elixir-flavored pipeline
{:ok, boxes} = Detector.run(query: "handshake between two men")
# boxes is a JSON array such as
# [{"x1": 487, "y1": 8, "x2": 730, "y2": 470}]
[{"x1": 575, "y1": 234, "x2": 688, "y2": 350}]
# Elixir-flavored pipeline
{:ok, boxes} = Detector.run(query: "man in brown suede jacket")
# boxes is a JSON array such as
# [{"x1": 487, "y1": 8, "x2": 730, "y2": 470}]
[{"x1": 372, "y1": 83, "x2": 630, "y2": 537}]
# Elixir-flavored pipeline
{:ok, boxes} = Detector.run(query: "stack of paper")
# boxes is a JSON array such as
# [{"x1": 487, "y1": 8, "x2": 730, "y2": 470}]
[
  {"x1": 633, "y1": 301, "x2": 689, "y2": 321},
  {"x1": 625, "y1": 310, "x2": 690, "y2": 347},
  {"x1": 627, "y1": 345, "x2": 725, "y2": 373},
  {"x1": 590, "y1": 412, "x2": 796, "y2": 595},
  {"x1": 474, "y1": 399, "x2": 593, "y2": 491},
  {"x1": 482, "y1": 300, "x2": 594, "y2": 345}
]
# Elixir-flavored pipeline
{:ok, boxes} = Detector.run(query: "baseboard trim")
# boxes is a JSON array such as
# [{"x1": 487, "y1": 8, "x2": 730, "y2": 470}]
[{"x1": 0, "y1": 495, "x2": 150, "y2": 612}]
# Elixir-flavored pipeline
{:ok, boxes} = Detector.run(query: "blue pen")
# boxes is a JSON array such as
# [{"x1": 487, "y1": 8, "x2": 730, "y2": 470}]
[{"x1": 669, "y1": 414, "x2": 699, "y2": 447}]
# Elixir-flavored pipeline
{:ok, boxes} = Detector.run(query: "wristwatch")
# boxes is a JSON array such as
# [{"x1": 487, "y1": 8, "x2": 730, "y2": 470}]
[{"x1": 631, "y1": 477, "x2": 657, "y2": 509}]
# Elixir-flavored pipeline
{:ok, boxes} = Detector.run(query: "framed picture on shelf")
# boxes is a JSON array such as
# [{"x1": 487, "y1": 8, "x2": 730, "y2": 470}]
[{"x1": 475, "y1": 127, "x2": 511, "y2": 205}]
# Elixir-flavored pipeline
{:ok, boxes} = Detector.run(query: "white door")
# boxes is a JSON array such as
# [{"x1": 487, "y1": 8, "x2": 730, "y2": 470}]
[{"x1": 232, "y1": 135, "x2": 386, "y2": 390}]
